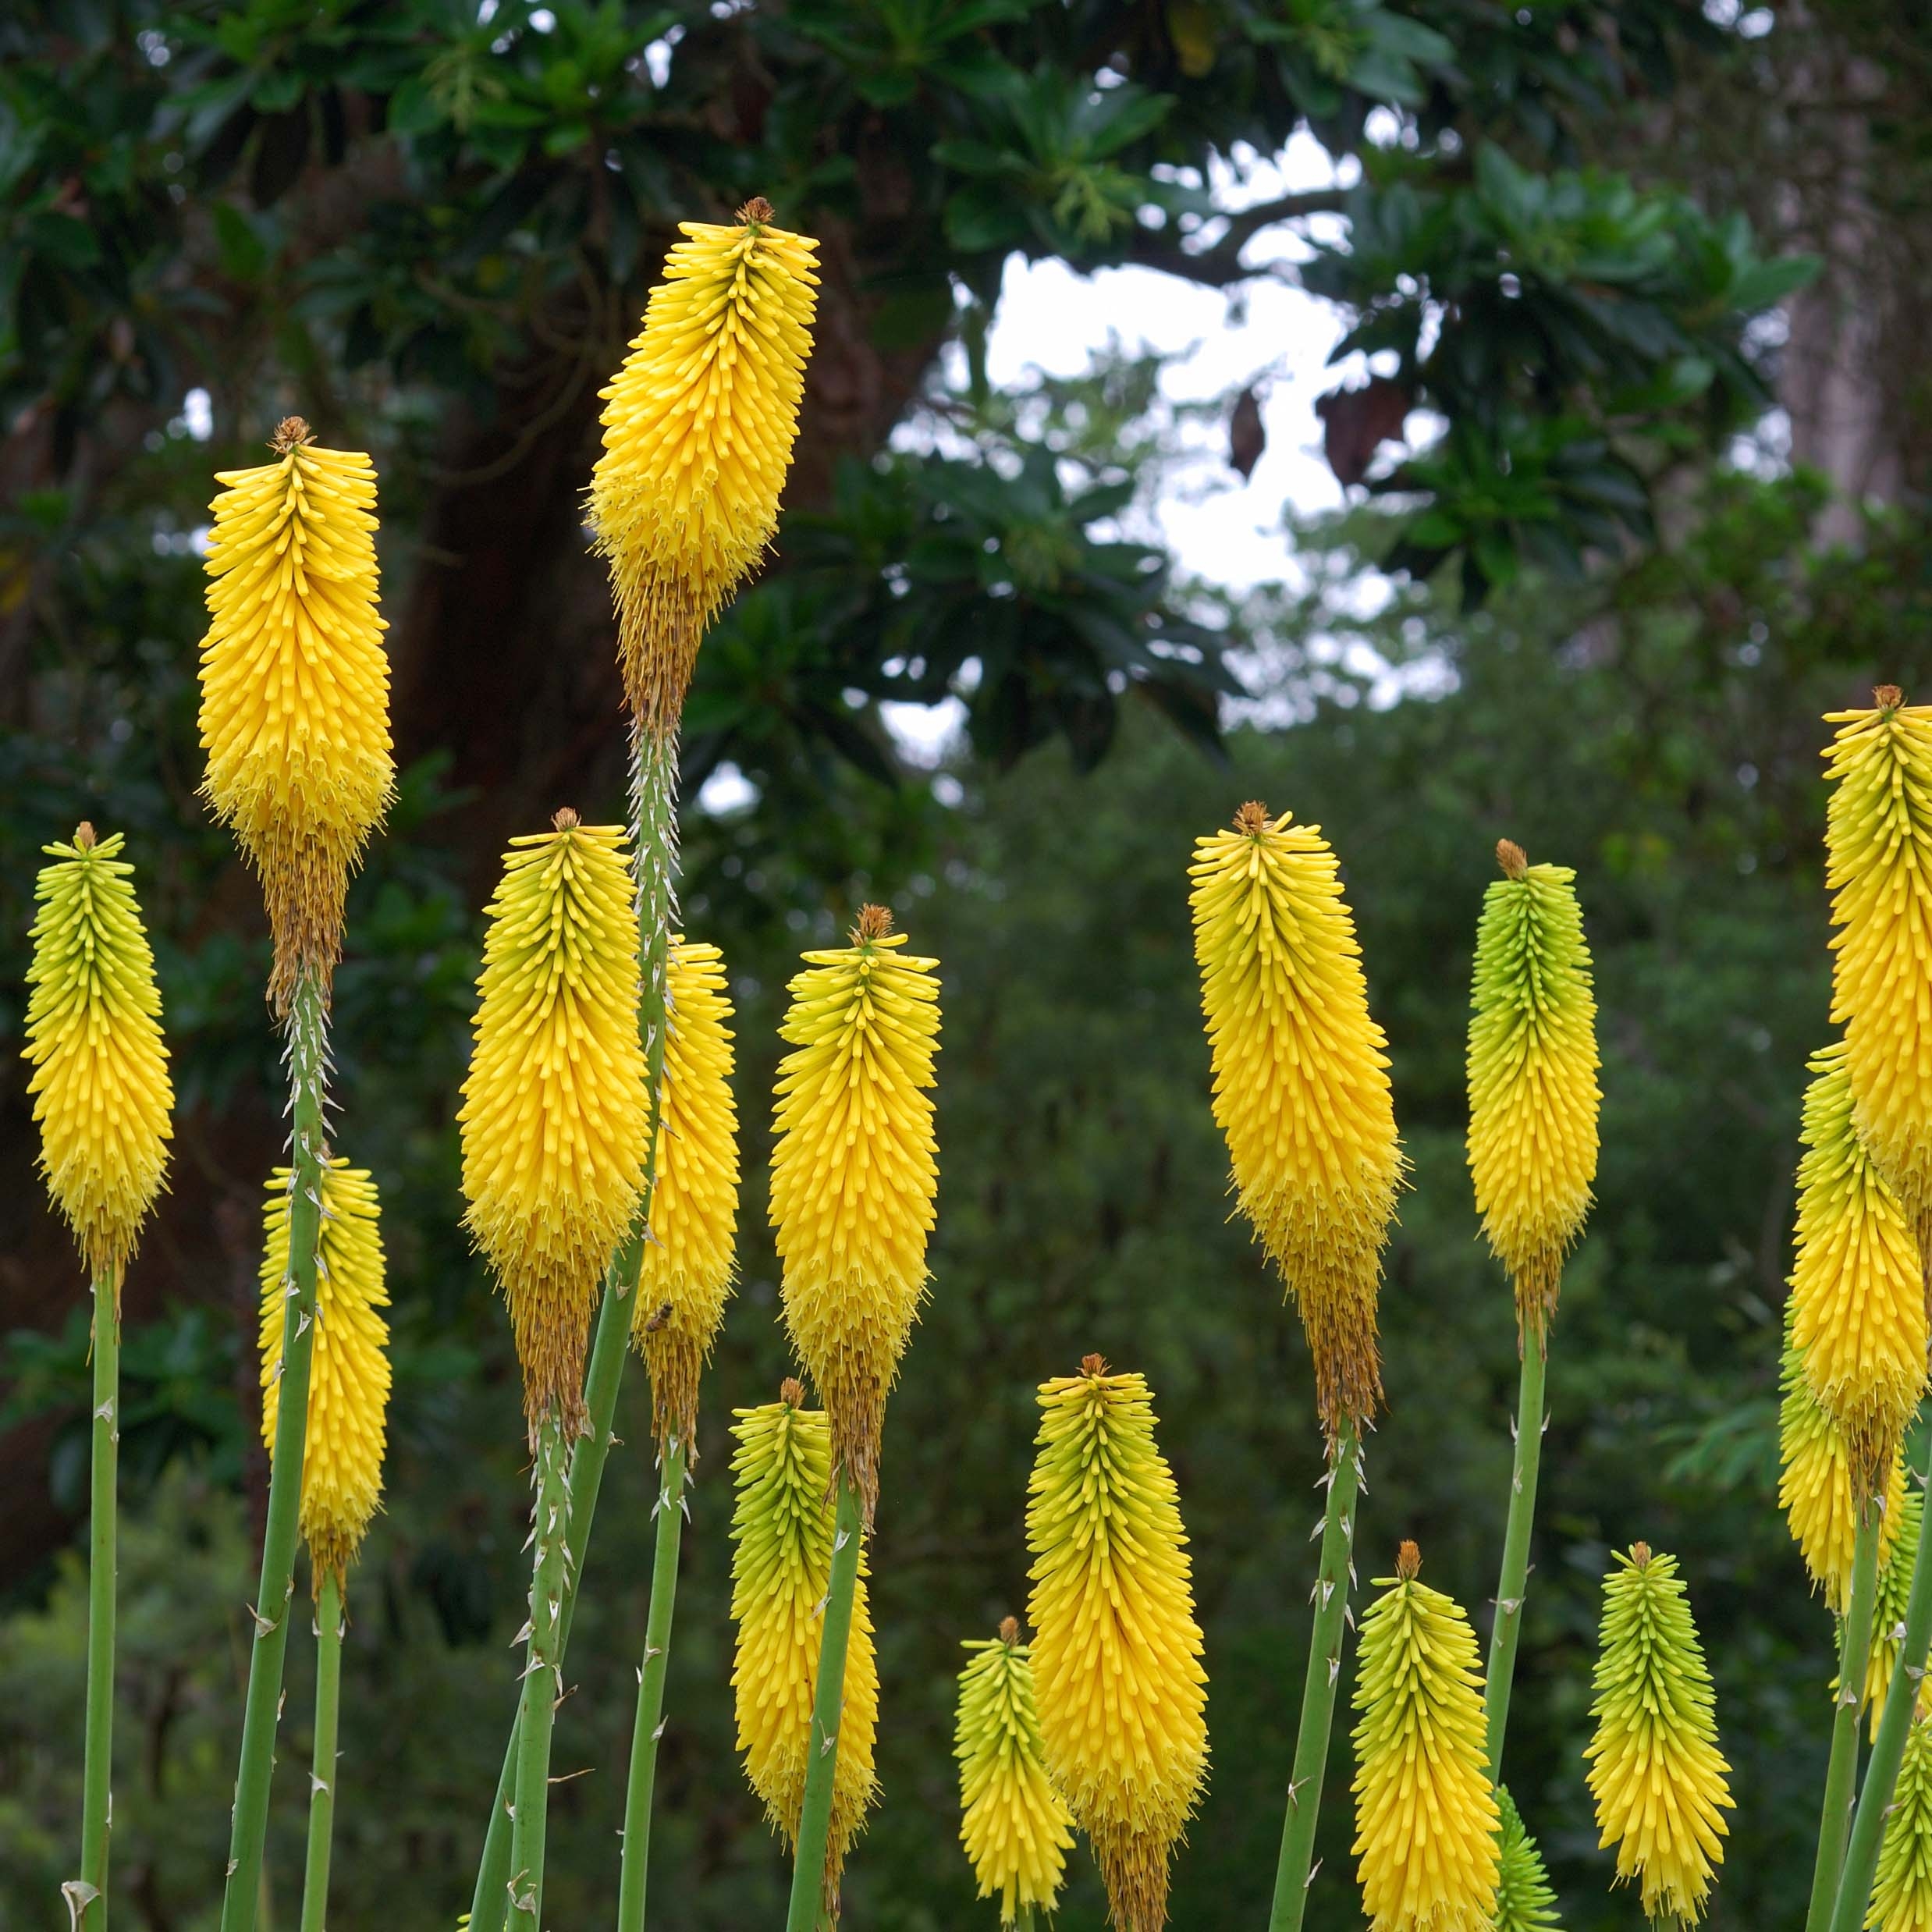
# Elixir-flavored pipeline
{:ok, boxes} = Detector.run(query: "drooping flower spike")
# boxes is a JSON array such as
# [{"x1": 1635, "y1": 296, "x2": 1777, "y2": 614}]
[
  {"x1": 459, "y1": 811, "x2": 648, "y2": 1433},
  {"x1": 23, "y1": 825, "x2": 173, "y2": 1288},
  {"x1": 1584, "y1": 1543, "x2": 1733, "y2": 1927},
  {"x1": 1349, "y1": 1541, "x2": 1500, "y2": 1932},
  {"x1": 1465, "y1": 838, "x2": 1600, "y2": 1341},
  {"x1": 257, "y1": 1159, "x2": 390, "y2": 1590},
  {"x1": 1871, "y1": 1710, "x2": 1932, "y2": 1932},
  {"x1": 1027, "y1": 1357, "x2": 1207, "y2": 1932},
  {"x1": 633, "y1": 936, "x2": 740, "y2": 1456},
  {"x1": 1492, "y1": 1787, "x2": 1562, "y2": 1932},
  {"x1": 770, "y1": 903, "x2": 939, "y2": 1518},
  {"x1": 727, "y1": 1385, "x2": 879, "y2": 1916},
  {"x1": 198, "y1": 417, "x2": 393, "y2": 1010},
  {"x1": 591, "y1": 200, "x2": 820, "y2": 736},
  {"x1": 955, "y1": 1618, "x2": 1075, "y2": 1927},
  {"x1": 1189, "y1": 802, "x2": 1405, "y2": 1437}
]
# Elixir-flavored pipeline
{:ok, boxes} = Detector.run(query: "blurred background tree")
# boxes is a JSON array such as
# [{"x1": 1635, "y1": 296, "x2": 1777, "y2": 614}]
[{"x1": 4, "y1": 0, "x2": 1931, "y2": 1926}]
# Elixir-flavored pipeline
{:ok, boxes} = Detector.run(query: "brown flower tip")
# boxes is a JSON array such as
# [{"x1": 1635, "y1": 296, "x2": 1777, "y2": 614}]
[
  {"x1": 779, "y1": 1376, "x2": 807, "y2": 1408},
  {"x1": 551, "y1": 806, "x2": 581, "y2": 831},
  {"x1": 1079, "y1": 1351, "x2": 1110, "y2": 1379},
  {"x1": 1496, "y1": 837, "x2": 1528, "y2": 880},
  {"x1": 1629, "y1": 1540, "x2": 1652, "y2": 1568},
  {"x1": 72, "y1": 821, "x2": 97, "y2": 851},
  {"x1": 1232, "y1": 800, "x2": 1272, "y2": 836},
  {"x1": 1876, "y1": 684, "x2": 1905, "y2": 713},
  {"x1": 1396, "y1": 1539, "x2": 1422, "y2": 1581},
  {"x1": 853, "y1": 902, "x2": 894, "y2": 943},
  {"x1": 270, "y1": 416, "x2": 314, "y2": 454},
  {"x1": 739, "y1": 196, "x2": 776, "y2": 226},
  {"x1": 998, "y1": 1615, "x2": 1021, "y2": 1645}
]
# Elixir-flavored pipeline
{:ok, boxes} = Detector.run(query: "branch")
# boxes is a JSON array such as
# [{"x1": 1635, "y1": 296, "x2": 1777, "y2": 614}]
[{"x1": 1126, "y1": 188, "x2": 1348, "y2": 287}]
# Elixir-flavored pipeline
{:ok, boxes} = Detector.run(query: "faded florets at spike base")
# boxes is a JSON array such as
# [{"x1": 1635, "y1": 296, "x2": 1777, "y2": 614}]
[
  {"x1": 1492, "y1": 1787, "x2": 1562, "y2": 1932},
  {"x1": 459, "y1": 819, "x2": 648, "y2": 1435},
  {"x1": 1027, "y1": 1359, "x2": 1206, "y2": 1932},
  {"x1": 23, "y1": 827, "x2": 174, "y2": 1288},
  {"x1": 1350, "y1": 1542, "x2": 1499, "y2": 1931},
  {"x1": 956, "y1": 1623, "x2": 1074, "y2": 1926},
  {"x1": 1871, "y1": 1710, "x2": 1932, "y2": 1932},
  {"x1": 770, "y1": 908, "x2": 939, "y2": 1519},
  {"x1": 1189, "y1": 805, "x2": 1405, "y2": 1437},
  {"x1": 1584, "y1": 1544, "x2": 1733, "y2": 1927},
  {"x1": 590, "y1": 203, "x2": 820, "y2": 737},
  {"x1": 258, "y1": 1158, "x2": 390, "y2": 1589},
  {"x1": 634, "y1": 936, "x2": 739, "y2": 1456},
  {"x1": 1789, "y1": 1042, "x2": 1928, "y2": 1497},
  {"x1": 728, "y1": 1394, "x2": 878, "y2": 1918},
  {"x1": 1465, "y1": 846, "x2": 1600, "y2": 1340},
  {"x1": 198, "y1": 421, "x2": 393, "y2": 1010}
]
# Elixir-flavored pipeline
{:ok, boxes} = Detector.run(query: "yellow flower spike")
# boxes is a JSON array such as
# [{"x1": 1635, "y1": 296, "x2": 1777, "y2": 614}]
[
  {"x1": 1789, "y1": 1042, "x2": 1928, "y2": 1497},
  {"x1": 770, "y1": 903, "x2": 940, "y2": 1520},
  {"x1": 257, "y1": 1158, "x2": 390, "y2": 1591},
  {"x1": 590, "y1": 199, "x2": 821, "y2": 736},
  {"x1": 1026, "y1": 1356, "x2": 1207, "y2": 1932},
  {"x1": 1583, "y1": 1543, "x2": 1734, "y2": 1927},
  {"x1": 198, "y1": 417, "x2": 394, "y2": 1010},
  {"x1": 23, "y1": 825, "x2": 173, "y2": 1289},
  {"x1": 633, "y1": 936, "x2": 740, "y2": 1457},
  {"x1": 1349, "y1": 1542, "x2": 1500, "y2": 1932},
  {"x1": 955, "y1": 1618, "x2": 1076, "y2": 1927},
  {"x1": 459, "y1": 811, "x2": 648, "y2": 1434},
  {"x1": 728, "y1": 1384, "x2": 879, "y2": 1917},
  {"x1": 1465, "y1": 839, "x2": 1600, "y2": 1341},
  {"x1": 1871, "y1": 1710, "x2": 1932, "y2": 1932},
  {"x1": 1189, "y1": 801, "x2": 1405, "y2": 1437}
]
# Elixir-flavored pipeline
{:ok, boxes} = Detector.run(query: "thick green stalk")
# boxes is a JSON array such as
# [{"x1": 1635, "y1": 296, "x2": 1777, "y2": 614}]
[
  {"x1": 1808, "y1": 1499, "x2": 1884, "y2": 1932},
  {"x1": 469, "y1": 731, "x2": 680, "y2": 1932},
  {"x1": 615, "y1": 1439, "x2": 689, "y2": 1932},
  {"x1": 510, "y1": 1414, "x2": 570, "y2": 1926},
  {"x1": 220, "y1": 969, "x2": 329, "y2": 1932},
  {"x1": 1483, "y1": 1332, "x2": 1549, "y2": 1780},
  {"x1": 1267, "y1": 1415, "x2": 1365, "y2": 1932},
  {"x1": 784, "y1": 1475, "x2": 865, "y2": 1932},
  {"x1": 298, "y1": 1574, "x2": 343, "y2": 1932},
  {"x1": 72, "y1": 1273, "x2": 119, "y2": 1932},
  {"x1": 1831, "y1": 1454, "x2": 1932, "y2": 1932}
]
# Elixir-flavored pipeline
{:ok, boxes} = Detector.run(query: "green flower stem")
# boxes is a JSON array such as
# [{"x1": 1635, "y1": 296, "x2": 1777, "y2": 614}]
[
  {"x1": 1483, "y1": 1330, "x2": 1549, "y2": 1779},
  {"x1": 1831, "y1": 1451, "x2": 1932, "y2": 1932},
  {"x1": 510, "y1": 1413, "x2": 570, "y2": 1926},
  {"x1": 1809, "y1": 1497, "x2": 1884, "y2": 1931},
  {"x1": 615, "y1": 1439, "x2": 689, "y2": 1932},
  {"x1": 784, "y1": 1474, "x2": 865, "y2": 1932},
  {"x1": 74, "y1": 1273, "x2": 119, "y2": 1932},
  {"x1": 298, "y1": 1573, "x2": 344, "y2": 1932},
  {"x1": 1267, "y1": 1414, "x2": 1365, "y2": 1932},
  {"x1": 220, "y1": 968, "x2": 329, "y2": 1932}
]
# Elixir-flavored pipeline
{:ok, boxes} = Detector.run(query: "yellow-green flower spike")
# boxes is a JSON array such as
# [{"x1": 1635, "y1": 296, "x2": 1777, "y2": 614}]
[
  {"x1": 1789, "y1": 1042, "x2": 1927, "y2": 1499},
  {"x1": 727, "y1": 1386, "x2": 879, "y2": 1916},
  {"x1": 1027, "y1": 1357, "x2": 1207, "y2": 1932},
  {"x1": 955, "y1": 1618, "x2": 1075, "y2": 1927},
  {"x1": 1350, "y1": 1541, "x2": 1500, "y2": 1931},
  {"x1": 23, "y1": 825, "x2": 173, "y2": 1288},
  {"x1": 590, "y1": 200, "x2": 820, "y2": 736},
  {"x1": 1465, "y1": 840, "x2": 1600, "y2": 1341},
  {"x1": 1866, "y1": 1485, "x2": 1928, "y2": 1743},
  {"x1": 458, "y1": 812, "x2": 648, "y2": 1434},
  {"x1": 1870, "y1": 1710, "x2": 1932, "y2": 1932},
  {"x1": 257, "y1": 1158, "x2": 390, "y2": 1590},
  {"x1": 769, "y1": 903, "x2": 939, "y2": 1520},
  {"x1": 1583, "y1": 1543, "x2": 1733, "y2": 1927},
  {"x1": 1493, "y1": 1786, "x2": 1562, "y2": 1932},
  {"x1": 633, "y1": 936, "x2": 739, "y2": 1456},
  {"x1": 1189, "y1": 802, "x2": 1405, "y2": 1437},
  {"x1": 1824, "y1": 687, "x2": 1932, "y2": 1254},
  {"x1": 198, "y1": 417, "x2": 393, "y2": 1010}
]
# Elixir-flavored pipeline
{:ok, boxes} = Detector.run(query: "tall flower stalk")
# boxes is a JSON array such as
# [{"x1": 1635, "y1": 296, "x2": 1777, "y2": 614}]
[
  {"x1": 1188, "y1": 802, "x2": 1403, "y2": 1930},
  {"x1": 24, "y1": 825, "x2": 173, "y2": 1930},
  {"x1": 202, "y1": 419, "x2": 392, "y2": 1932}
]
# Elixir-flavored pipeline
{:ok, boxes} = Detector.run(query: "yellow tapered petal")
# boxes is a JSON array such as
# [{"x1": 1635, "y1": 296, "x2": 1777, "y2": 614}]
[
  {"x1": 634, "y1": 936, "x2": 739, "y2": 1454},
  {"x1": 1350, "y1": 1543, "x2": 1500, "y2": 1932},
  {"x1": 1027, "y1": 1358, "x2": 1207, "y2": 1932},
  {"x1": 1189, "y1": 802, "x2": 1405, "y2": 1434},
  {"x1": 1871, "y1": 1710, "x2": 1932, "y2": 1932},
  {"x1": 23, "y1": 827, "x2": 173, "y2": 1286},
  {"x1": 458, "y1": 814, "x2": 648, "y2": 1430},
  {"x1": 258, "y1": 1158, "x2": 389, "y2": 1589},
  {"x1": 770, "y1": 905, "x2": 939, "y2": 1516},
  {"x1": 590, "y1": 201, "x2": 820, "y2": 733},
  {"x1": 728, "y1": 1389, "x2": 878, "y2": 1917},
  {"x1": 956, "y1": 1621, "x2": 1075, "y2": 1926},
  {"x1": 198, "y1": 418, "x2": 393, "y2": 1007}
]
